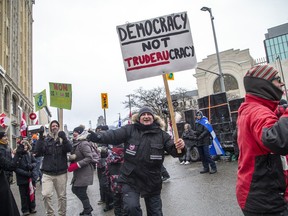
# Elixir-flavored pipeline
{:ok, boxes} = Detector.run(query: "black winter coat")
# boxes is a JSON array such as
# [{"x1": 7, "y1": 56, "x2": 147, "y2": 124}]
[
  {"x1": 0, "y1": 152, "x2": 22, "y2": 216},
  {"x1": 195, "y1": 122, "x2": 211, "y2": 146},
  {"x1": 35, "y1": 134, "x2": 72, "y2": 175},
  {"x1": 94, "y1": 117, "x2": 185, "y2": 197},
  {"x1": 15, "y1": 152, "x2": 37, "y2": 185},
  {"x1": 181, "y1": 129, "x2": 197, "y2": 148},
  {"x1": 0, "y1": 144, "x2": 13, "y2": 182}
]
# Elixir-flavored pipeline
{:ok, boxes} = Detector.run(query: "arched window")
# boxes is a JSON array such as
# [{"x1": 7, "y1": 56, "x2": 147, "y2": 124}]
[
  {"x1": 12, "y1": 95, "x2": 18, "y2": 115},
  {"x1": 213, "y1": 74, "x2": 239, "y2": 93},
  {"x1": 4, "y1": 88, "x2": 10, "y2": 112}
]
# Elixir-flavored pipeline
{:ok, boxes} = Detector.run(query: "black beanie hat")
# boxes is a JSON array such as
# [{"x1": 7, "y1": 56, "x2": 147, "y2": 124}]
[
  {"x1": 73, "y1": 125, "x2": 85, "y2": 134},
  {"x1": 138, "y1": 106, "x2": 154, "y2": 119},
  {"x1": 0, "y1": 132, "x2": 7, "y2": 139}
]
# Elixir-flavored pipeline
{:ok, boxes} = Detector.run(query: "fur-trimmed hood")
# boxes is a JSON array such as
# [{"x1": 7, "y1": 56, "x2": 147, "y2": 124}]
[{"x1": 131, "y1": 113, "x2": 166, "y2": 130}]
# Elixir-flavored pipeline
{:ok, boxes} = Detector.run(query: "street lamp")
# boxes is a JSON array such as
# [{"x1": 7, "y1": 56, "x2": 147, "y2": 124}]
[{"x1": 201, "y1": 6, "x2": 226, "y2": 92}]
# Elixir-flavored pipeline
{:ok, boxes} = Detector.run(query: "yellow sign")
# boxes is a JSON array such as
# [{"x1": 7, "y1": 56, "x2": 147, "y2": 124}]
[
  {"x1": 166, "y1": 73, "x2": 174, "y2": 80},
  {"x1": 101, "y1": 93, "x2": 108, "y2": 109}
]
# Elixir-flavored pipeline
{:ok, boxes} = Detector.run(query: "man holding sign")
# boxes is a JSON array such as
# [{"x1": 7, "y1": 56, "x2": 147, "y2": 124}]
[{"x1": 87, "y1": 106, "x2": 185, "y2": 215}]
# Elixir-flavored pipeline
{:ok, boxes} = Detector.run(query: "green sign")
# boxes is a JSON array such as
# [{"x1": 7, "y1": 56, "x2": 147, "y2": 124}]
[
  {"x1": 49, "y1": 82, "x2": 72, "y2": 110},
  {"x1": 34, "y1": 89, "x2": 47, "y2": 111}
]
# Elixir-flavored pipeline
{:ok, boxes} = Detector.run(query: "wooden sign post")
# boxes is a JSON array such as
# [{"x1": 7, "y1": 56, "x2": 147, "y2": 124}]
[{"x1": 162, "y1": 74, "x2": 181, "y2": 153}]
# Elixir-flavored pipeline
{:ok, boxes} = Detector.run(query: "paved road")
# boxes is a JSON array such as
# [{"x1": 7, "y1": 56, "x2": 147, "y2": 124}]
[{"x1": 11, "y1": 156, "x2": 242, "y2": 216}]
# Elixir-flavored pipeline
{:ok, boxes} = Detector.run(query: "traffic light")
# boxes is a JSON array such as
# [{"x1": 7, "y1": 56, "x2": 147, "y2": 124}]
[
  {"x1": 101, "y1": 93, "x2": 108, "y2": 109},
  {"x1": 166, "y1": 73, "x2": 174, "y2": 80}
]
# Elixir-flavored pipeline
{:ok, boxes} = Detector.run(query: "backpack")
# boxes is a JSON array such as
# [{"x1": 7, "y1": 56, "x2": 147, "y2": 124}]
[
  {"x1": 78, "y1": 141, "x2": 100, "y2": 165},
  {"x1": 89, "y1": 142, "x2": 100, "y2": 165}
]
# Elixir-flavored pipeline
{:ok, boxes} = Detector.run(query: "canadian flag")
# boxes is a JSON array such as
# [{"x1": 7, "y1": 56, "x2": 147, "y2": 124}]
[
  {"x1": 0, "y1": 113, "x2": 10, "y2": 128},
  {"x1": 20, "y1": 112, "x2": 27, "y2": 137},
  {"x1": 33, "y1": 113, "x2": 39, "y2": 125},
  {"x1": 28, "y1": 178, "x2": 35, "y2": 202}
]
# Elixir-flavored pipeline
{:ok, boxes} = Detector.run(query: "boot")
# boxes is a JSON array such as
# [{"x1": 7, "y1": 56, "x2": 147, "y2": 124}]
[{"x1": 80, "y1": 199, "x2": 93, "y2": 216}]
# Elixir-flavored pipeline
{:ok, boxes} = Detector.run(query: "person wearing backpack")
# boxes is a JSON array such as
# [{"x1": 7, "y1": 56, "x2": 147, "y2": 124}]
[{"x1": 68, "y1": 125, "x2": 98, "y2": 216}]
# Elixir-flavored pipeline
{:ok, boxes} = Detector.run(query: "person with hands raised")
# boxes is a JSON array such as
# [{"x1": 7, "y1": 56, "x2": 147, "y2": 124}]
[
  {"x1": 35, "y1": 120, "x2": 72, "y2": 216},
  {"x1": 87, "y1": 106, "x2": 185, "y2": 216}
]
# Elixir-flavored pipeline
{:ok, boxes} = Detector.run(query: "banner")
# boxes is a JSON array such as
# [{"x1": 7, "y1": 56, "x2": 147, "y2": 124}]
[
  {"x1": 117, "y1": 11, "x2": 197, "y2": 81},
  {"x1": 49, "y1": 82, "x2": 72, "y2": 110},
  {"x1": 34, "y1": 89, "x2": 47, "y2": 111}
]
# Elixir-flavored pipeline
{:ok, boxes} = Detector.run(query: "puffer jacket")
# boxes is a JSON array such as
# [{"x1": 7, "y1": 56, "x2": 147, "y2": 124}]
[
  {"x1": 35, "y1": 122, "x2": 72, "y2": 175},
  {"x1": 15, "y1": 152, "x2": 37, "y2": 185},
  {"x1": 70, "y1": 131, "x2": 94, "y2": 187},
  {"x1": 96, "y1": 114, "x2": 185, "y2": 197},
  {"x1": 236, "y1": 94, "x2": 288, "y2": 214}
]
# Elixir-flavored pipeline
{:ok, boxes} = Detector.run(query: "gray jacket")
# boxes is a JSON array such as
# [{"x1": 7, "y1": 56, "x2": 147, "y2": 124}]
[{"x1": 70, "y1": 131, "x2": 94, "y2": 187}]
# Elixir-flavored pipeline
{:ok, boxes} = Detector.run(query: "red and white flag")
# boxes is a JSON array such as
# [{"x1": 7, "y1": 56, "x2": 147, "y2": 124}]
[
  {"x1": 0, "y1": 113, "x2": 10, "y2": 128},
  {"x1": 28, "y1": 178, "x2": 35, "y2": 202},
  {"x1": 20, "y1": 112, "x2": 27, "y2": 137}
]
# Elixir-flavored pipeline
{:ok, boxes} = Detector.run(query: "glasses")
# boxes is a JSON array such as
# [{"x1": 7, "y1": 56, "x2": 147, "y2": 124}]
[{"x1": 272, "y1": 76, "x2": 282, "y2": 83}]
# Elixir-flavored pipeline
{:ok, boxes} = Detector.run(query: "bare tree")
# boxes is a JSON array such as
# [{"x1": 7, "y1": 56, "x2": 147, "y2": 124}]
[{"x1": 122, "y1": 87, "x2": 167, "y2": 121}]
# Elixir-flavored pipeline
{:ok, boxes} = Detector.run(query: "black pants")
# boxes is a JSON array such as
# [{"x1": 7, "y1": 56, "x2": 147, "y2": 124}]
[
  {"x1": 97, "y1": 167, "x2": 105, "y2": 201},
  {"x1": 71, "y1": 186, "x2": 89, "y2": 204},
  {"x1": 122, "y1": 184, "x2": 163, "y2": 216},
  {"x1": 18, "y1": 184, "x2": 36, "y2": 213},
  {"x1": 243, "y1": 207, "x2": 288, "y2": 216}
]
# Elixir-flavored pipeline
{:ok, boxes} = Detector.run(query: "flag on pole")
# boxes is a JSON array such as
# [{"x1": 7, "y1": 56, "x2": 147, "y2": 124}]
[
  {"x1": 196, "y1": 116, "x2": 225, "y2": 156},
  {"x1": 33, "y1": 113, "x2": 39, "y2": 125},
  {"x1": 28, "y1": 178, "x2": 35, "y2": 202},
  {"x1": 20, "y1": 112, "x2": 27, "y2": 137},
  {"x1": 34, "y1": 89, "x2": 47, "y2": 111}
]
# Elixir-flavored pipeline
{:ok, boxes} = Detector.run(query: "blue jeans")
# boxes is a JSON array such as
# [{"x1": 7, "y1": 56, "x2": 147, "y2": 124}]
[{"x1": 197, "y1": 145, "x2": 217, "y2": 171}]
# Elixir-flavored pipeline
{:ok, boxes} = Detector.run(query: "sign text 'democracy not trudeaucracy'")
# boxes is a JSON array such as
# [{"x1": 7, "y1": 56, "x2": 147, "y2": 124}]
[{"x1": 117, "y1": 11, "x2": 197, "y2": 81}]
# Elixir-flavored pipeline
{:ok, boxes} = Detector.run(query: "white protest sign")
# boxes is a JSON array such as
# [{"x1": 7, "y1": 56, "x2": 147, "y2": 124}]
[{"x1": 117, "y1": 11, "x2": 197, "y2": 82}]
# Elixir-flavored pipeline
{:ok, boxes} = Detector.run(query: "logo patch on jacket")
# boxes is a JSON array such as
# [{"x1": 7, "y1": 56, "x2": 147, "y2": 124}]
[{"x1": 126, "y1": 144, "x2": 137, "y2": 156}]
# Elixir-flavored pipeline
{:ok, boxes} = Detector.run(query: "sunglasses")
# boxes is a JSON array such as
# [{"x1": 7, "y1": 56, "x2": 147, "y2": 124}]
[{"x1": 272, "y1": 76, "x2": 282, "y2": 83}]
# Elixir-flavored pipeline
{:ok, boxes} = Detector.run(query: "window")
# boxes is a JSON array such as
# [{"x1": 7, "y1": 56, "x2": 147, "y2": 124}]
[
  {"x1": 12, "y1": 95, "x2": 18, "y2": 115},
  {"x1": 4, "y1": 88, "x2": 9, "y2": 112},
  {"x1": 213, "y1": 74, "x2": 238, "y2": 93}
]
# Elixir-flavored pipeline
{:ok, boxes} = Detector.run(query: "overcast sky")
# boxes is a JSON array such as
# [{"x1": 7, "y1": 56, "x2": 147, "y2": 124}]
[{"x1": 32, "y1": 0, "x2": 288, "y2": 131}]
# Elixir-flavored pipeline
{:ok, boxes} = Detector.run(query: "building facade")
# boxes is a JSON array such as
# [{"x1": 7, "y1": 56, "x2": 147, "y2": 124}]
[
  {"x1": 264, "y1": 23, "x2": 288, "y2": 63},
  {"x1": 0, "y1": 0, "x2": 35, "y2": 148}
]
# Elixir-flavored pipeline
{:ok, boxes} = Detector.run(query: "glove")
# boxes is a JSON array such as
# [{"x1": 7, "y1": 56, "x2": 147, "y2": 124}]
[
  {"x1": 68, "y1": 163, "x2": 79, "y2": 172},
  {"x1": 39, "y1": 126, "x2": 45, "y2": 140},
  {"x1": 275, "y1": 104, "x2": 288, "y2": 117},
  {"x1": 27, "y1": 163, "x2": 36, "y2": 170},
  {"x1": 58, "y1": 131, "x2": 67, "y2": 140},
  {"x1": 87, "y1": 130, "x2": 101, "y2": 143}
]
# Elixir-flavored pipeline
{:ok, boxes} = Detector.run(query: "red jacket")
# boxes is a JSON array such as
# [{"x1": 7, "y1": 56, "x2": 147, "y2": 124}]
[{"x1": 236, "y1": 94, "x2": 288, "y2": 214}]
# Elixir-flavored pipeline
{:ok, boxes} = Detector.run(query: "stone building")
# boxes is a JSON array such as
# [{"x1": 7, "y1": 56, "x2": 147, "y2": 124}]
[{"x1": 0, "y1": 0, "x2": 35, "y2": 147}]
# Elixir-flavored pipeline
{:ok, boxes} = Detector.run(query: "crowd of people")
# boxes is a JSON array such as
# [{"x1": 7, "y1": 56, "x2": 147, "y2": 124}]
[
  {"x1": 1, "y1": 63, "x2": 288, "y2": 216},
  {"x1": 0, "y1": 106, "x2": 186, "y2": 216}
]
